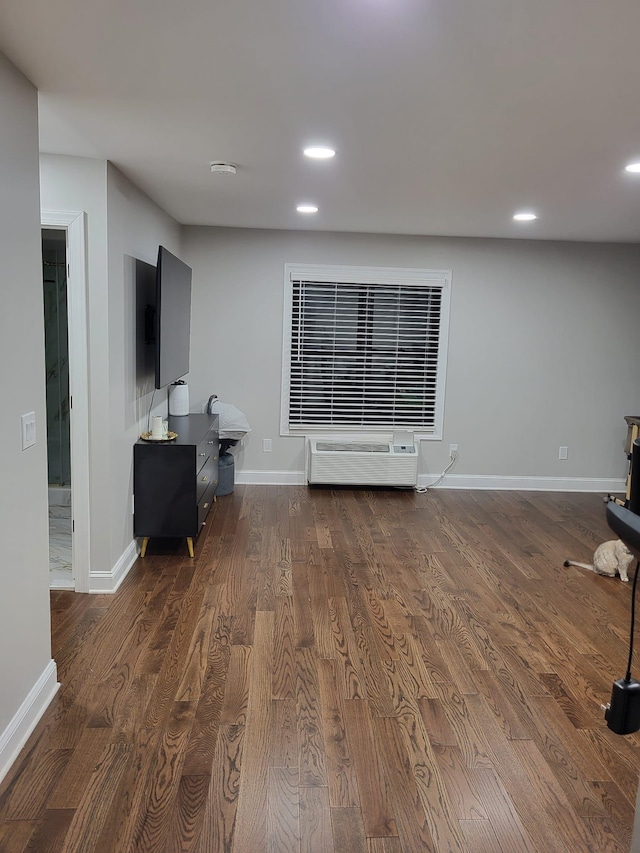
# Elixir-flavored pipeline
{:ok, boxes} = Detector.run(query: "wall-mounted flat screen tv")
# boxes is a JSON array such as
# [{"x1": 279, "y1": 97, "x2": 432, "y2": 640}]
[{"x1": 154, "y1": 246, "x2": 192, "y2": 389}]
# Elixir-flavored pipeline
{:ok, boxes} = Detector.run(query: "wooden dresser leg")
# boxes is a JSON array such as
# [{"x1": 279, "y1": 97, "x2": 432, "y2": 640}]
[
  {"x1": 186, "y1": 537, "x2": 194, "y2": 558},
  {"x1": 140, "y1": 537, "x2": 149, "y2": 558}
]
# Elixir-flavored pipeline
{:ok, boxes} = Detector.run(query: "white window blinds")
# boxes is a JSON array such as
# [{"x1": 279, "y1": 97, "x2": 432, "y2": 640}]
[{"x1": 282, "y1": 265, "x2": 451, "y2": 435}]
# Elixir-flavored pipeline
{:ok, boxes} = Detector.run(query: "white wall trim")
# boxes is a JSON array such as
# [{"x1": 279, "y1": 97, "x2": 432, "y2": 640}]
[
  {"x1": 0, "y1": 660, "x2": 59, "y2": 786},
  {"x1": 236, "y1": 470, "x2": 307, "y2": 486},
  {"x1": 41, "y1": 209, "x2": 91, "y2": 593},
  {"x1": 236, "y1": 469, "x2": 624, "y2": 493},
  {"x1": 419, "y1": 473, "x2": 626, "y2": 492},
  {"x1": 89, "y1": 540, "x2": 138, "y2": 594}
]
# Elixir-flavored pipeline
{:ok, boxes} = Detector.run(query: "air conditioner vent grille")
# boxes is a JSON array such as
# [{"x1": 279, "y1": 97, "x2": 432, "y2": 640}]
[{"x1": 316, "y1": 442, "x2": 389, "y2": 453}]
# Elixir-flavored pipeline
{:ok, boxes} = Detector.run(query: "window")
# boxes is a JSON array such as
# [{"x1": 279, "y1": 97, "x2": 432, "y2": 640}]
[{"x1": 281, "y1": 264, "x2": 451, "y2": 437}]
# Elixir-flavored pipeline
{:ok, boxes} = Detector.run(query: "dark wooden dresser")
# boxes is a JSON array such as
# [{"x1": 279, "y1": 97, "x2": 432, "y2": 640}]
[{"x1": 134, "y1": 413, "x2": 219, "y2": 557}]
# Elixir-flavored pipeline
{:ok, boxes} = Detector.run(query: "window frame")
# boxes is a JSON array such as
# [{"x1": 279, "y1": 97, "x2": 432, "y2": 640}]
[{"x1": 280, "y1": 263, "x2": 452, "y2": 440}]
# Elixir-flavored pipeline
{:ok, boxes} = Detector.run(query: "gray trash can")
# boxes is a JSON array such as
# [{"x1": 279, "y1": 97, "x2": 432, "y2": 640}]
[{"x1": 215, "y1": 452, "x2": 235, "y2": 496}]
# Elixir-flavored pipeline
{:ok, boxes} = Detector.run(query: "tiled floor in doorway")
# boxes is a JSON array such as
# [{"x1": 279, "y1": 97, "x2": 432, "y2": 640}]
[{"x1": 49, "y1": 504, "x2": 72, "y2": 588}]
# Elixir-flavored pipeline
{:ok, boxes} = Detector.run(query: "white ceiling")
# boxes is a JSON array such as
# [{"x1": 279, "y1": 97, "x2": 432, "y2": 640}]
[{"x1": 3, "y1": 0, "x2": 640, "y2": 242}]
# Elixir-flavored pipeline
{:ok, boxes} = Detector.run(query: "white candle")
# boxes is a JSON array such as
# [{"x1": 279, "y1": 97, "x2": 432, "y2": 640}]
[{"x1": 151, "y1": 416, "x2": 163, "y2": 439}]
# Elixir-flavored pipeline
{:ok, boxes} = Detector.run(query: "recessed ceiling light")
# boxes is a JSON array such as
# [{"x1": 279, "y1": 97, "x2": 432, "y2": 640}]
[
  {"x1": 513, "y1": 211, "x2": 537, "y2": 221},
  {"x1": 297, "y1": 204, "x2": 319, "y2": 214},
  {"x1": 625, "y1": 162, "x2": 640, "y2": 173},
  {"x1": 303, "y1": 147, "x2": 336, "y2": 160}
]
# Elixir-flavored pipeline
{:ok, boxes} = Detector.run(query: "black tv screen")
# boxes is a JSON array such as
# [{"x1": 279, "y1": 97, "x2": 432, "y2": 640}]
[{"x1": 155, "y1": 246, "x2": 192, "y2": 389}]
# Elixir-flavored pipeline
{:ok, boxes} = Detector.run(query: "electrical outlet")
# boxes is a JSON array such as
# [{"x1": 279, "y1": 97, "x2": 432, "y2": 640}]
[
  {"x1": 449, "y1": 443, "x2": 459, "y2": 458},
  {"x1": 263, "y1": 438, "x2": 272, "y2": 452},
  {"x1": 559, "y1": 446, "x2": 568, "y2": 460}
]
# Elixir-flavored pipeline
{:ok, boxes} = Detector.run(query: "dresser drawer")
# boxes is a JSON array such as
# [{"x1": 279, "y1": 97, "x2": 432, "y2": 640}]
[
  {"x1": 198, "y1": 481, "x2": 216, "y2": 528},
  {"x1": 196, "y1": 453, "x2": 217, "y2": 502},
  {"x1": 196, "y1": 428, "x2": 218, "y2": 473}
]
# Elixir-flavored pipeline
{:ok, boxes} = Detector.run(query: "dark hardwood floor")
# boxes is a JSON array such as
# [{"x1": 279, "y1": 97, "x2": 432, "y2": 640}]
[{"x1": 1, "y1": 486, "x2": 639, "y2": 852}]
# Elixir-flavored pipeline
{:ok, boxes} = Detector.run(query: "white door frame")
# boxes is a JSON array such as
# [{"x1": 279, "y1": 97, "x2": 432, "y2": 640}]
[{"x1": 41, "y1": 209, "x2": 91, "y2": 593}]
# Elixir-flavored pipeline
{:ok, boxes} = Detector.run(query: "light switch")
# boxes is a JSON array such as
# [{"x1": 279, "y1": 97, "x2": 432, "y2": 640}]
[{"x1": 21, "y1": 412, "x2": 36, "y2": 450}]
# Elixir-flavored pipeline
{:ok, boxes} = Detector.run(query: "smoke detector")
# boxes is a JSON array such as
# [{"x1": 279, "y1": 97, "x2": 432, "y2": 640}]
[{"x1": 210, "y1": 162, "x2": 237, "y2": 176}]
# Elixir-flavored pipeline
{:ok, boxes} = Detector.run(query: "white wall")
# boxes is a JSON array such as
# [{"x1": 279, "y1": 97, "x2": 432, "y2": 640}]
[
  {"x1": 0, "y1": 53, "x2": 55, "y2": 763},
  {"x1": 183, "y1": 226, "x2": 640, "y2": 485},
  {"x1": 106, "y1": 162, "x2": 181, "y2": 564}
]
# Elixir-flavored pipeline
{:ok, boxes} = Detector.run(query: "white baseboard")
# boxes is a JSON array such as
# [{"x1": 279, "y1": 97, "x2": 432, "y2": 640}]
[
  {"x1": 0, "y1": 660, "x2": 59, "y2": 786},
  {"x1": 89, "y1": 539, "x2": 138, "y2": 594},
  {"x1": 235, "y1": 469, "x2": 625, "y2": 493},
  {"x1": 236, "y1": 470, "x2": 307, "y2": 486},
  {"x1": 420, "y1": 474, "x2": 626, "y2": 492}
]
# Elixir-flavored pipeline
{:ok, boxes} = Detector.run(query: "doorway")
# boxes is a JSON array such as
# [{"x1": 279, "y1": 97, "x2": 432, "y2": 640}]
[
  {"x1": 41, "y1": 209, "x2": 90, "y2": 593},
  {"x1": 42, "y1": 228, "x2": 73, "y2": 588}
]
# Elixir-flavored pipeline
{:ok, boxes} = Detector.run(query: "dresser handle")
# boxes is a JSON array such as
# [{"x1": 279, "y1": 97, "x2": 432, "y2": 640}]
[
  {"x1": 201, "y1": 476, "x2": 208, "y2": 482},
  {"x1": 203, "y1": 502, "x2": 209, "y2": 509},
  {"x1": 198, "y1": 452, "x2": 206, "y2": 457},
  {"x1": 207, "y1": 440, "x2": 215, "y2": 444}
]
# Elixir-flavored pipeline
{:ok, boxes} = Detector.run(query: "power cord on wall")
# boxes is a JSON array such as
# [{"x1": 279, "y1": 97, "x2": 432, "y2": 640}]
[
  {"x1": 625, "y1": 559, "x2": 640, "y2": 682},
  {"x1": 146, "y1": 388, "x2": 157, "y2": 434},
  {"x1": 415, "y1": 447, "x2": 458, "y2": 493}
]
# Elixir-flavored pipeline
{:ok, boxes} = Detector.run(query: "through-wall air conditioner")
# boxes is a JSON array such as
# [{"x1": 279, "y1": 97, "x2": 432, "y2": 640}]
[{"x1": 307, "y1": 438, "x2": 419, "y2": 487}]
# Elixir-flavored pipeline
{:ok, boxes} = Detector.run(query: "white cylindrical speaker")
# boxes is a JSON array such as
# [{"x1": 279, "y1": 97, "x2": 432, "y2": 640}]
[{"x1": 169, "y1": 382, "x2": 189, "y2": 416}]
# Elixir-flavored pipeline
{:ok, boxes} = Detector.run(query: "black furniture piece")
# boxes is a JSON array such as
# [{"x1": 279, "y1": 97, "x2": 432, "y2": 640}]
[
  {"x1": 608, "y1": 416, "x2": 640, "y2": 509},
  {"x1": 604, "y1": 500, "x2": 640, "y2": 735},
  {"x1": 134, "y1": 413, "x2": 219, "y2": 557},
  {"x1": 607, "y1": 500, "x2": 640, "y2": 557}
]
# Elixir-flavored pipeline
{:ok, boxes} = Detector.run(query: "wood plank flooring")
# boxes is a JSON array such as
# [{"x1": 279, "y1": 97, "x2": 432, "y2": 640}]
[{"x1": 1, "y1": 486, "x2": 639, "y2": 852}]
